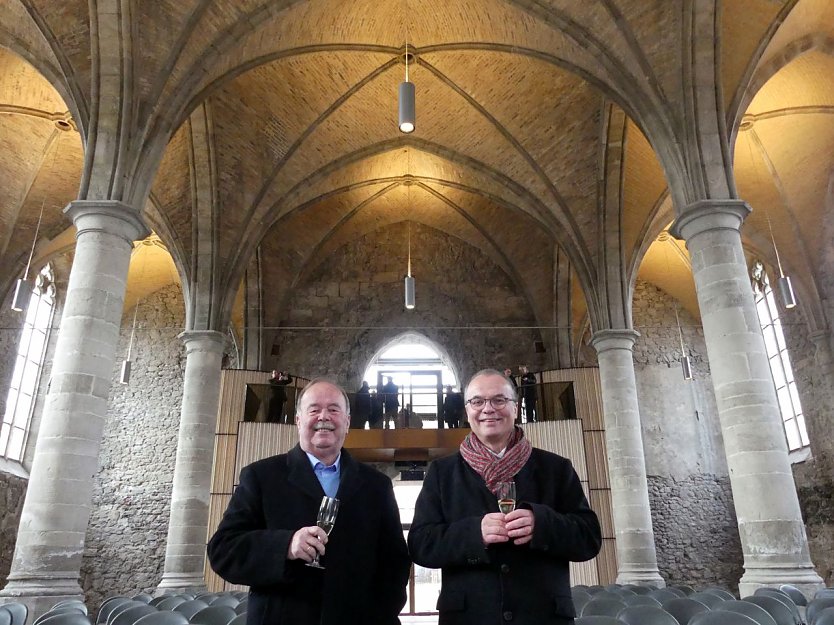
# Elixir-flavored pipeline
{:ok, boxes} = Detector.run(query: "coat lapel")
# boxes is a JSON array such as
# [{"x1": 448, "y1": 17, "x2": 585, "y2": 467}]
[
  {"x1": 335, "y1": 449, "x2": 363, "y2": 502},
  {"x1": 287, "y1": 444, "x2": 325, "y2": 499}
]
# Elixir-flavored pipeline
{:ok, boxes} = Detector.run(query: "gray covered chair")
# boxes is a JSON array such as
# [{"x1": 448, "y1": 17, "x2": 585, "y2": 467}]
[
  {"x1": 617, "y1": 605, "x2": 680, "y2": 625},
  {"x1": 232, "y1": 601, "x2": 247, "y2": 617},
  {"x1": 576, "y1": 617, "x2": 625, "y2": 625},
  {"x1": 188, "y1": 606, "x2": 237, "y2": 625},
  {"x1": 754, "y1": 589, "x2": 802, "y2": 624},
  {"x1": 807, "y1": 599, "x2": 834, "y2": 625},
  {"x1": 100, "y1": 600, "x2": 141, "y2": 625},
  {"x1": 689, "y1": 611, "x2": 759, "y2": 625},
  {"x1": 228, "y1": 615, "x2": 246, "y2": 625},
  {"x1": 172, "y1": 602, "x2": 210, "y2": 621},
  {"x1": 131, "y1": 596, "x2": 153, "y2": 605},
  {"x1": 0, "y1": 607, "x2": 12, "y2": 625},
  {"x1": 778, "y1": 586, "x2": 807, "y2": 608},
  {"x1": 624, "y1": 585, "x2": 655, "y2": 595},
  {"x1": 662, "y1": 597, "x2": 711, "y2": 625},
  {"x1": 1, "y1": 602, "x2": 28, "y2": 625},
  {"x1": 134, "y1": 611, "x2": 190, "y2": 625},
  {"x1": 52, "y1": 601, "x2": 88, "y2": 615},
  {"x1": 650, "y1": 590, "x2": 685, "y2": 604},
  {"x1": 716, "y1": 599, "x2": 779, "y2": 625},
  {"x1": 691, "y1": 592, "x2": 729, "y2": 609},
  {"x1": 703, "y1": 589, "x2": 737, "y2": 601},
  {"x1": 816, "y1": 591, "x2": 834, "y2": 601},
  {"x1": 582, "y1": 599, "x2": 628, "y2": 618},
  {"x1": 813, "y1": 607, "x2": 834, "y2": 625},
  {"x1": 155, "y1": 598, "x2": 187, "y2": 612},
  {"x1": 34, "y1": 614, "x2": 91, "y2": 625},
  {"x1": 206, "y1": 598, "x2": 237, "y2": 609},
  {"x1": 109, "y1": 605, "x2": 157, "y2": 625},
  {"x1": 743, "y1": 595, "x2": 797, "y2": 625},
  {"x1": 34, "y1": 607, "x2": 87, "y2": 625},
  {"x1": 672, "y1": 586, "x2": 697, "y2": 597},
  {"x1": 573, "y1": 589, "x2": 593, "y2": 613},
  {"x1": 623, "y1": 595, "x2": 662, "y2": 607}
]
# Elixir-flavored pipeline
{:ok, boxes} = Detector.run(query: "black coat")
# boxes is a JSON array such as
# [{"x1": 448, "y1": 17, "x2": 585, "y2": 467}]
[
  {"x1": 207, "y1": 445, "x2": 411, "y2": 625},
  {"x1": 408, "y1": 449, "x2": 601, "y2": 625}
]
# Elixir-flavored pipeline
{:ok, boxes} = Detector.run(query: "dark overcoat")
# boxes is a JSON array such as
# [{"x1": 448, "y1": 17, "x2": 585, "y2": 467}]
[
  {"x1": 408, "y1": 448, "x2": 602, "y2": 625},
  {"x1": 207, "y1": 445, "x2": 410, "y2": 625}
]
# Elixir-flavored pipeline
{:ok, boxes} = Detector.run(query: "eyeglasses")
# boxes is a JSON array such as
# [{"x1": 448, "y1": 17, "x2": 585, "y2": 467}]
[{"x1": 465, "y1": 396, "x2": 516, "y2": 410}]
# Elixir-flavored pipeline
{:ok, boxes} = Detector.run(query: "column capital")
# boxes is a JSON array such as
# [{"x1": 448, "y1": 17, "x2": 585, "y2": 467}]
[
  {"x1": 670, "y1": 199, "x2": 751, "y2": 241},
  {"x1": 590, "y1": 328, "x2": 640, "y2": 353},
  {"x1": 178, "y1": 330, "x2": 228, "y2": 354},
  {"x1": 64, "y1": 200, "x2": 151, "y2": 244}
]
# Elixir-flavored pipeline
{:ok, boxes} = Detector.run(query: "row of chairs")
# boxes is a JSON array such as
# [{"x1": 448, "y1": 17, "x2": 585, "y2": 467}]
[
  {"x1": 0, "y1": 591, "x2": 247, "y2": 625},
  {"x1": 573, "y1": 584, "x2": 834, "y2": 625},
  {"x1": 95, "y1": 592, "x2": 247, "y2": 625}
]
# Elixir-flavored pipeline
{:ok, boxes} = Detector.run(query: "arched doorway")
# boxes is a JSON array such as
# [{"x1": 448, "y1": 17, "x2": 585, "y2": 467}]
[{"x1": 362, "y1": 333, "x2": 459, "y2": 429}]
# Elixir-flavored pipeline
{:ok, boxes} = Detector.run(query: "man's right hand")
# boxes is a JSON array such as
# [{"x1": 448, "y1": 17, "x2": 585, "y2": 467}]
[
  {"x1": 481, "y1": 512, "x2": 509, "y2": 545},
  {"x1": 288, "y1": 525, "x2": 328, "y2": 562}
]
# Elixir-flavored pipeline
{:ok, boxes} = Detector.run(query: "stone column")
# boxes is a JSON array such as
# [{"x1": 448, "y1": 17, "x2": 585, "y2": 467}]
[
  {"x1": 590, "y1": 329, "x2": 665, "y2": 587},
  {"x1": 157, "y1": 331, "x2": 226, "y2": 592},
  {"x1": 0, "y1": 201, "x2": 148, "y2": 614},
  {"x1": 672, "y1": 200, "x2": 822, "y2": 596}
]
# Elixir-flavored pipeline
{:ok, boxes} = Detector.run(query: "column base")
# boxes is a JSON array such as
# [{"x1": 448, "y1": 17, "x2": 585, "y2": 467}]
[
  {"x1": 616, "y1": 568, "x2": 666, "y2": 588},
  {"x1": 0, "y1": 575, "x2": 84, "y2": 621},
  {"x1": 738, "y1": 565, "x2": 823, "y2": 599},
  {"x1": 156, "y1": 572, "x2": 207, "y2": 595}
]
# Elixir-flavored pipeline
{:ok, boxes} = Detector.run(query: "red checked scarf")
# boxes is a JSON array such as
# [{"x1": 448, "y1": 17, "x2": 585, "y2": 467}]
[{"x1": 459, "y1": 425, "x2": 532, "y2": 495}]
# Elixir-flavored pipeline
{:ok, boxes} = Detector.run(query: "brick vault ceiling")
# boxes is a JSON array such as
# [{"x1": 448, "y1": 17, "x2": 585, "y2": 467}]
[{"x1": 0, "y1": 0, "x2": 832, "y2": 331}]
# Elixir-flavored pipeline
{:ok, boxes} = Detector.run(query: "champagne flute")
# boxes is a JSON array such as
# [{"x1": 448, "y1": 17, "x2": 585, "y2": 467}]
[
  {"x1": 306, "y1": 496, "x2": 339, "y2": 569},
  {"x1": 495, "y1": 481, "x2": 516, "y2": 514}
]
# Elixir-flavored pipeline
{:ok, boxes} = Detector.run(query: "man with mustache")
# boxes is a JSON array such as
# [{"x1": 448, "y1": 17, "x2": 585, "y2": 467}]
[
  {"x1": 408, "y1": 369, "x2": 601, "y2": 625},
  {"x1": 208, "y1": 378, "x2": 410, "y2": 625}
]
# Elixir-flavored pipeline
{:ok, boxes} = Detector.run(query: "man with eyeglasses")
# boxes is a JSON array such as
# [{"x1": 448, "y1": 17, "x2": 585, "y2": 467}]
[{"x1": 408, "y1": 369, "x2": 601, "y2": 625}]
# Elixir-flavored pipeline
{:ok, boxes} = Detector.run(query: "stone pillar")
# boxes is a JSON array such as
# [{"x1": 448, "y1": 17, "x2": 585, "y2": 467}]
[
  {"x1": 0, "y1": 201, "x2": 148, "y2": 614},
  {"x1": 590, "y1": 329, "x2": 665, "y2": 587},
  {"x1": 672, "y1": 200, "x2": 823, "y2": 596},
  {"x1": 157, "y1": 331, "x2": 226, "y2": 592}
]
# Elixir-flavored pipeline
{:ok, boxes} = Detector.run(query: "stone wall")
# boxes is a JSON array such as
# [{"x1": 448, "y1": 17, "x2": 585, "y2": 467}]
[
  {"x1": 632, "y1": 280, "x2": 744, "y2": 589},
  {"x1": 272, "y1": 222, "x2": 547, "y2": 388},
  {"x1": 80, "y1": 284, "x2": 186, "y2": 608},
  {"x1": 0, "y1": 471, "x2": 26, "y2": 588}
]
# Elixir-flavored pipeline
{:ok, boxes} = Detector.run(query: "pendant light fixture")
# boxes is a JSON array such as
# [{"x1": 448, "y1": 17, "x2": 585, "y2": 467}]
[
  {"x1": 398, "y1": 0, "x2": 415, "y2": 136},
  {"x1": 405, "y1": 221, "x2": 415, "y2": 309},
  {"x1": 11, "y1": 200, "x2": 45, "y2": 313},
  {"x1": 744, "y1": 117, "x2": 796, "y2": 309},
  {"x1": 120, "y1": 302, "x2": 139, "y2": 384},
  {"x1": 675, "y1": 305, "x2": 693, "y2": 381}
]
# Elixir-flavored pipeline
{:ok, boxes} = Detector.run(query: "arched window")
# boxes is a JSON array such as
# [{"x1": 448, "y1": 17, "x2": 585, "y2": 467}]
[
  {"x1": 751, "y1": 261, "x2": 809, "y2": 452},
  {"x1": 1, "y1": 265, "x2": 56, "y2": 462}
]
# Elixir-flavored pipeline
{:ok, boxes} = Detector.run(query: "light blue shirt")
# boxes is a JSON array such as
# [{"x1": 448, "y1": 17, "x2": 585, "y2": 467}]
[{"x1": 305, "y1": 451, "x2": 341, "y2": 498}]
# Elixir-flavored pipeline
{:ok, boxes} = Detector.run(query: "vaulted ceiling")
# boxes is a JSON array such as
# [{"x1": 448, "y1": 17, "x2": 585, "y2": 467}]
[{"x1": 1, "y1": 0, "x2": 832, "y2": 352}]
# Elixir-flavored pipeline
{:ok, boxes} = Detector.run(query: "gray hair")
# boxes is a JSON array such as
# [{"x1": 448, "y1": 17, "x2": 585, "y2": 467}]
[
  {"x1": 295, "y1": 377, "x2": 352, "y2": 416},
  {"x1": 465, "y1": 368, "x2": 518, "y2": 401}
]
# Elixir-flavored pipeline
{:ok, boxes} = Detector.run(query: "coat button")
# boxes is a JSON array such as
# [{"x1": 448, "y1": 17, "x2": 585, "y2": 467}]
[
  {"x1": 500, "y1": 564, "x2": 510, "y2": 574},
  {"x1": 503, "y1": 611, "x2": 513, "y2": 620}
]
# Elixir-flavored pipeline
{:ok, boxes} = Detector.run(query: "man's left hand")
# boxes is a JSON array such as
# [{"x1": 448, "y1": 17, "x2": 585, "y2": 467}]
[{"x1": 505, "y1": 508, "x2": 535, "y2": 545}]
